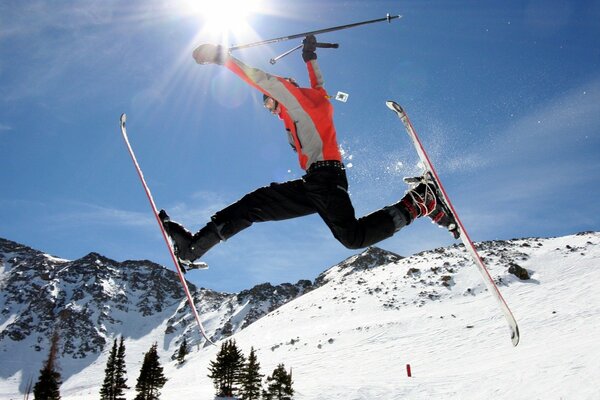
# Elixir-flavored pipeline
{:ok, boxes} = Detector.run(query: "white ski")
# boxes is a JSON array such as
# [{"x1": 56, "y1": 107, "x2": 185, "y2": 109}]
[
  {"x1": 386, "y1": 101, "x2": 520, "y2": 346},
  {"x1": 119, "y1": 114, "x2": 214, "y2": 346}
]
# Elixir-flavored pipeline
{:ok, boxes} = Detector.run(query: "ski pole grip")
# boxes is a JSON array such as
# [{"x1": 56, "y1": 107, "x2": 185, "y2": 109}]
[{"x1": 316, "y1": 42, "x2": 339, "y2": 49}]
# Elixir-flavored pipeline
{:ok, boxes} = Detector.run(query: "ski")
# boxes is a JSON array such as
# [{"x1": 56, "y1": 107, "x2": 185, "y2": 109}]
[
  {"x1": 386, "y1": 101, "x2": 520, "y2": 347},
  {"x1": 119, "y1": 114, "x2": 215, "y2": 346}
]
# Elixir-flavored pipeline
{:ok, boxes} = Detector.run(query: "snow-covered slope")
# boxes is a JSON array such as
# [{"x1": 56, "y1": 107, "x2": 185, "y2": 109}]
[{"x1": 1, "y1": 232, "x2": 599, "y2": 399}]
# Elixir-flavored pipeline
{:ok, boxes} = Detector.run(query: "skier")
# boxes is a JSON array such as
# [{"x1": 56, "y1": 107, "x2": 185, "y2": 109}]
[{"x1": 159, "y1": 35, "x2": 458, "y2": 271}]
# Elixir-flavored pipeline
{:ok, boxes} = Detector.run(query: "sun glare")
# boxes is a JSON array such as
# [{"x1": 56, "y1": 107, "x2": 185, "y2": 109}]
[{"x1": 185, "y1": 0, "x2": 263, "y2": 38}]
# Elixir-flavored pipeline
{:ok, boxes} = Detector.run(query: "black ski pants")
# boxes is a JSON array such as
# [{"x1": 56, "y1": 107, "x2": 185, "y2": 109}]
[{"x1": 212, "y1": 166, "x2": 397, "y2": 249}]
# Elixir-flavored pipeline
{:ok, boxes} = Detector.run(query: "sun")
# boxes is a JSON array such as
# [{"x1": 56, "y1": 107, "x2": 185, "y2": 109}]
[
  {"x1": 202, "y1": 0, "x2": 261, "y2": 31},
  {"x1": 183, "y1": 0, "x2": 264, "y2": 39}
]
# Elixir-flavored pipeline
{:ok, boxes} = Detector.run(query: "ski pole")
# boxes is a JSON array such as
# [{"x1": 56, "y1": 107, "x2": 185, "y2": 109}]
[
  {"x1": 269, "y1": 41, "x2": 339, "y2": 64},
  {"x1": 229, "y1": 13, "x2": 401, "y2": 51},
  {"x1": 270, "y1": 44, "x2": 302, "y2": 64}
]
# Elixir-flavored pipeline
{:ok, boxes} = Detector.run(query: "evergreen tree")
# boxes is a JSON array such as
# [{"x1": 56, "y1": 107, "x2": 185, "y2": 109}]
[
  {"x1": 134, "y1": 343, "x2": 168, "y2": 400},
  {"x1": 239, "y1": 347, "x2": 263, "y2": 400},
  {"x1": 207, "y1": 339, "x2": 246, "y2": 397},
  {"x1": 263, "y1": 364, "x2": 293, "y2": 400},
  {"x1": 33, "y1": 331, "x2": 62, "y2": 400},
  {"x1": 100, "y1": 337, "x2": 129, "y2": 400},
  {"x1": 176, "y1": 337, "x2": 189, "y2": 365},
  {"x1": 114, "y1": 336, "x2": 129, "y2": 399},
  {"x1": 99, "y1": 339, "x2": 117, "y2": 400}
]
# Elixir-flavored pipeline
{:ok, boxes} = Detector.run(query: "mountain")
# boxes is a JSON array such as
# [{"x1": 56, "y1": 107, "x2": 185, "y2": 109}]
[
  {"x1": 0, "y1": 237, "x2": 315, "y2": 392},
  {"x1": 1, "y1": 232, "x2": 599, "y2": 399}
]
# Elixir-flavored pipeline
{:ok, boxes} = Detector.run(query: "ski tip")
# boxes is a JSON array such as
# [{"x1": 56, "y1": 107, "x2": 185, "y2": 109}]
[
  {"x1": 511, "y1": 324, "x2": 520, "y2": 347},
  {"x1": 385, "y1": 100, "x2": 403, "y2": 114},
  {"x1": 120, "y1": 113, "x2": 127, "y2": 126}
]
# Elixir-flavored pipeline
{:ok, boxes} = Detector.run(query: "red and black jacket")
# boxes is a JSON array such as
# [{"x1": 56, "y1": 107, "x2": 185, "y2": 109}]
[{"x1": 224, "y1": 57, "x2": 342, "y2": 171}]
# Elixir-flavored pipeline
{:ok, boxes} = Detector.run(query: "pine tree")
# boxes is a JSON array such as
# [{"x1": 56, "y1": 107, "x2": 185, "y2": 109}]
[
  {"x1": 263, "y1": 364, "x2": 293, "y2": 400},
  {"x1": 100, "y1": 337, "x2": 129, "y2": 400},
  {"x1": 207, "y1": 339, "x2": 246, "y2": 397},
  {"x1": 99, "y1": 339, "x2": 117, "y2": 400},
  {"x1": 134, "y1": 343, "x2": 168, "y2": 400},
  {"x1": 176, "y1": 337, "x2": 189, "y2": 365},
  {"x1": 239, "y1": 347, "x2": 263, "y2": 400},
  {"x1": 33, "y1": 331, "x2": 62, "y2": 400},
  {"x1": 114, "y1": 336, "x2": 129, "y2": 400}
]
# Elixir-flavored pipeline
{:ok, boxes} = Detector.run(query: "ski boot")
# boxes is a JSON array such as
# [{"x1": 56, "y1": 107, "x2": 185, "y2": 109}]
[
  {"x1": 158, "y1": 210, "x2": 210, "y2": 273},
  {"x1": 400, "y1": 174, "x2": 460, "y2": 239}
]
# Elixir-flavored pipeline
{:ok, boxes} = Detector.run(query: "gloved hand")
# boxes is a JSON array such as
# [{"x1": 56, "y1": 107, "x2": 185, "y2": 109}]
[
  {"x1": 192, "y1": 44, "x2": 229, "y2": 65},
  {"x1": 302, "y1": 35, "x2": 317, "y2": 62}
]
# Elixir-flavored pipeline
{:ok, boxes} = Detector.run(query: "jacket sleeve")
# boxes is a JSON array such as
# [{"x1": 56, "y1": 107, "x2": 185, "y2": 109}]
[
  {"x1": 223, "y1": 56, "x2": 296, "y2": 105},
  {"x1": 306, "y1": 59, "x2": 324, "y2": 90}
]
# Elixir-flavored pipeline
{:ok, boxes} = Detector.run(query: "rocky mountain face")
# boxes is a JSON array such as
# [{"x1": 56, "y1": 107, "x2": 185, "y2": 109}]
[
  {"x1": 315, "y1": 246, "x2": 403, "y2": 286},
  {"x1": 0, "y1": 239, "x2": 185, "y2": 359},
  {"x1": 0, "y1": 237, "x2": 321, "y2": 365}
]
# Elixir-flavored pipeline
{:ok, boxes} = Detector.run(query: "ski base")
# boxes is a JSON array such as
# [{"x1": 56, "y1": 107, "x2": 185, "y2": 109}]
[
  {"x1": 119, "y1": 113, "x2": 215, "y2": 346},
  {"x1": 387, "y1": 101, "x2": 520, "y2": 347}
]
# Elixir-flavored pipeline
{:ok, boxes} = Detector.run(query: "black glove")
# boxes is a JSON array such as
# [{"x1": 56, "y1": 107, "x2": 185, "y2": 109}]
[{"x1": 302, "y1": 35, "x2": 317, "y2": 62}]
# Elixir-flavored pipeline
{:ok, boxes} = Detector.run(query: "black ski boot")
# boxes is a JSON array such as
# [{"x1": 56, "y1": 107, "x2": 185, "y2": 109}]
[
  {"x1": 159, "y1": 210, "x2": 192, "y2": 254},
  {"x1": 159, "y1": 210, "x2": 194, "y2": 272},
  {"x1": 395, "y1": 175, "x2": 460, "y2": 238},
  {"x1": 159, "y1": 210, "x2": 222, "y2": 272}
]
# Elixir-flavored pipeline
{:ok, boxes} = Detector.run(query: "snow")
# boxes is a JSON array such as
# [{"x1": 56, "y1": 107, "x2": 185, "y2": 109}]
[
  {"x1": 100, "y1": 278, "x2": 117, "y2": 296},
  {"x1": 44, "y1": 254, "x2": 70, "y2": 263},
  {"x1": 1, "y1": 232, "x2": 599, "y2": 399},
  {"x1": 0, "y1": 314, "x2": 17, "y2": 332},
  {"x1": 0, "y1": 253, "x2": 16, "y2": 283}
]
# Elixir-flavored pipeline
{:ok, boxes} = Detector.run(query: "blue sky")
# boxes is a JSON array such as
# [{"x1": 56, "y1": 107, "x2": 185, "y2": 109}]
[{"x1": 1, "y1": 0, "x2": 599, "y2": 292}]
